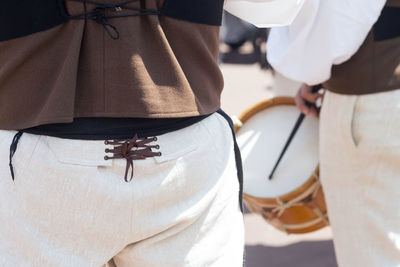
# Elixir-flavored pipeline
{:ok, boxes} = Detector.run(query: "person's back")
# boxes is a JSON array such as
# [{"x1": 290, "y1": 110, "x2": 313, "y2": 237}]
[
  {"x1": 0, "y1": 1, "x2": 246, "y2": 266},
  {"x1": 0, "y1": 0, "x2": 224, "y2": 129},
  {"x1": 0, "y1": 0, "x2": 308, "y2": 265}
]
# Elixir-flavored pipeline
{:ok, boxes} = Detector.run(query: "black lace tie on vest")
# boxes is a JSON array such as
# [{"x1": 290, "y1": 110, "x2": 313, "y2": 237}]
[
  {"x1": 63, "y1": 0, "x2": 160, "y2": 39},
  {"x1": 9, "y1": 131, "x2": 23, "y2": 181}
]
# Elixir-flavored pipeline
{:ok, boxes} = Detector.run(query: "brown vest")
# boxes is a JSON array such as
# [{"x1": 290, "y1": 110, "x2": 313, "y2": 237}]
[
  {"x1": 387, "y1": 0, "x2": 400, "y2": 7},
  {"x1": 0, "y1": 0, "x2": 223, "y2": 130},
  {"x1": 323, "y1": 1, "x2": 400, "y2": 95}
]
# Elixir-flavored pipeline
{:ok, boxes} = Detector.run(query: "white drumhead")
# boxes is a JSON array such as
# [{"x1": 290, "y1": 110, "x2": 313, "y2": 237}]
[{"x1": 237, "y1": 104, "x2": 319, "y2": 198}]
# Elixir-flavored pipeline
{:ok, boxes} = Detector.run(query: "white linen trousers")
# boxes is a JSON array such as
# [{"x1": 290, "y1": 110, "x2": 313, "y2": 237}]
[
  {"x1": 320, "y1": 90, "x2": 400, "y2": 267},
  {"x1": 0, "y1": 113, "x2": 244, "y2": 267}
]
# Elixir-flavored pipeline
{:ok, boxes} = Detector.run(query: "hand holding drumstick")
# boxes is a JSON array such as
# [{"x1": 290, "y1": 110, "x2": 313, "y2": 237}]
[{"x1": 295, "y1": 84, "x2": 325, "y2": 117}]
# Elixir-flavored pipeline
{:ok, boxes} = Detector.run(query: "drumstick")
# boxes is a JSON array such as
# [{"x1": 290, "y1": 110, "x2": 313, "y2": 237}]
[{"x1": 268, "y1": 85, "x2": 322, "y2": 180}]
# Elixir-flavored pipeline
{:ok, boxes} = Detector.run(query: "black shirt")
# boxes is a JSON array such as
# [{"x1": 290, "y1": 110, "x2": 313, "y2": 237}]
[{"x1": 22, "y1": 115, "x2": 211, "y2": 140}]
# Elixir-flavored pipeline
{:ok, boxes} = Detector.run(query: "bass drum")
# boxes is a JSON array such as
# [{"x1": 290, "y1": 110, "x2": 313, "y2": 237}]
[{"x1": 235, "y1": 97, "x2": 329, "y2": 234}]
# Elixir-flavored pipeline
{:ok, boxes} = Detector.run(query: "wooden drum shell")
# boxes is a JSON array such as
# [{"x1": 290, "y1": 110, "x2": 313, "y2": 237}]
[{"x1": 235, "y1": 97, "x2": 329, "y2": 234}]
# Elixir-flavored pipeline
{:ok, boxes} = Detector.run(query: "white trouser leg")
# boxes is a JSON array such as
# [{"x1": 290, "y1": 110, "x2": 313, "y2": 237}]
[
  {"x1": 0, "y1": 113, "x2": 244, "y2": 267},
  {"x1": 320, "y1": 90, "x2": 400, "y2": 267}
]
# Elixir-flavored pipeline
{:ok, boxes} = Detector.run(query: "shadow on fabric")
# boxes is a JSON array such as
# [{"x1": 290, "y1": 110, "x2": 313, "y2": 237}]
[{"x1": 245, "y1": 240, "x2": 338, "y2": 267}]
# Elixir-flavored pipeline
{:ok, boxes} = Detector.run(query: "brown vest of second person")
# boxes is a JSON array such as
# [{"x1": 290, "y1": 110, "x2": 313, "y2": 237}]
[{"x1": 323, "y1": 0, "x2": 400, "y2": 95}]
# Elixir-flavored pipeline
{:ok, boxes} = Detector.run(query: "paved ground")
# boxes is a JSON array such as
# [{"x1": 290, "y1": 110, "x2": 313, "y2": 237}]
[{"x1": 219, "y1": 48, "x2": 338, "y2": 267}]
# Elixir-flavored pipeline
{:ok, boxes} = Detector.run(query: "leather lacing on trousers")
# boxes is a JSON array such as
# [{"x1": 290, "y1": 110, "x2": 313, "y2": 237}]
[
  {"x1": 61, "y1": 0, "x2": 160, "y2": 39},
  {"x1": 104, "y1": 135, "x2": 161, "y2": 182},
  {"x1": 8, "y1": 132, "x2": 161, "y2": 182}
]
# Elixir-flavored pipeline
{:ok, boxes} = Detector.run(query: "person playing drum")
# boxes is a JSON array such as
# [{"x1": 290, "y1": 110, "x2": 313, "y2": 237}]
[{"x1": 268, "y1": 0, "x2": 400, "y2": 266}]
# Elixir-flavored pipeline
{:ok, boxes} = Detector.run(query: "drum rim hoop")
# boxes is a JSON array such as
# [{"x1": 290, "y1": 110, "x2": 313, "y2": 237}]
[
  {"x1": 234, "y1": 96, "x2": 295, "y2": 132},
  {"x1": 243, "y1": 167, "x2": 320, "y2": 203},
  {"x1": 236, "y1": 96, "x2": 320, "y2": 202}
]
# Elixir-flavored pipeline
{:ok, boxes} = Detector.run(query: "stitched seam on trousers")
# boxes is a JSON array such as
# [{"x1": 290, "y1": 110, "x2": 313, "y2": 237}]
[
  {"x1": 339, "y1": 95, "x2": 359, "y2": 152},
  {"x1": 350, "y1": 96, "x2": 360, "y2": 148}
]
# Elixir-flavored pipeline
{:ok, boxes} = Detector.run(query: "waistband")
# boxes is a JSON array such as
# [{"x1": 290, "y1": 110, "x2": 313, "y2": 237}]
[
  {"x1": 7, "y1": 111, "x2": 244, "y2": 212},
  {"x1": 0, "y1": 0, "x2": 67, "y2": 42},
  {"x1": 0, "y1": 0, "x2": 223, "y2": 42},
  {"x1": 21, "y1": 114, "x2": 211, "y2": 140},
  {"x1": 0, "y1": 0, "x2": 158, "y2": 41}
]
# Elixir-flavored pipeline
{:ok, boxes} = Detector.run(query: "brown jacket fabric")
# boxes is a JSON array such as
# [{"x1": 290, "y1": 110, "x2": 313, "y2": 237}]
[
  {"x1": 0, "y1": 0, "x2": 223, "y2": 129},
  {"x1": 323, "y1": 33, "x2": 400, "y2": 95},
  {"x1": 387, "y1": 0, "x2": 400, "y2": 7},
  {"x1": 323, "y1": 2, "x2": 400, "y2": 95}
]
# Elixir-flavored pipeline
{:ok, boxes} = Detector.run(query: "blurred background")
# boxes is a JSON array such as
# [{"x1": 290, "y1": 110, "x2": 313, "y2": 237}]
[{"x1": 219, "y1": 12, "x2": 338, "y2": 267}]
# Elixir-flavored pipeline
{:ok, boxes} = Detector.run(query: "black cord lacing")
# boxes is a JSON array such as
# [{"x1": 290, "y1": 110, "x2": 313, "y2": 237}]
[
  {"x1": 9, "y1": 131, "x2": 23, "y2": 181},
  {"x1": 64, "y1": 0, "x2": 160, "y2": 39}
]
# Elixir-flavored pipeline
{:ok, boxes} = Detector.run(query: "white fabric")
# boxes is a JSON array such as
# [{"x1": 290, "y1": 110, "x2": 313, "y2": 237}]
[
  {"x1": 224, "y1": 0, "x2": 306, "y2": 28},
  {"x1": 320, "y1": 90, "x2": 400, "y2": 266},
  {"x1": 0, "y1": 114, "x2": 244, "y2": 267},
  {"x1": 267, "y1": 0, "x2": 386, "y2": 85}
]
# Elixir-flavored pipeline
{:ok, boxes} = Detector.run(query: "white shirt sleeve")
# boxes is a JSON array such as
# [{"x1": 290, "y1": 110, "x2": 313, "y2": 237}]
[
  {"x1": 224, "y1": 0, "x2": 306, "y2": 28},
  {"x1": 266, "y1": 0, "x2": 386, "y2": 85}
]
